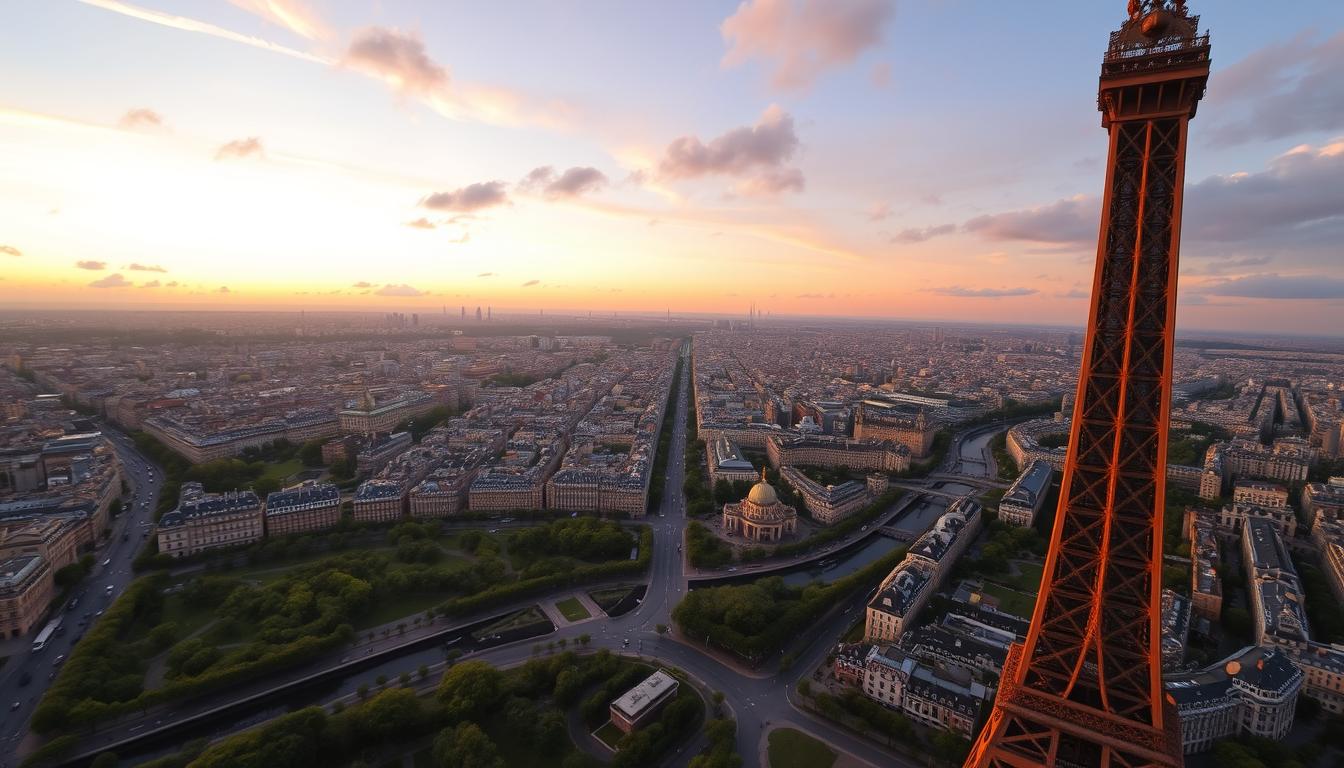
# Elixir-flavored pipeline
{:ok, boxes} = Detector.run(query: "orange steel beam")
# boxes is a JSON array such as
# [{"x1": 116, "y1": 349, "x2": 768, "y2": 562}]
[{"x1": 966, "y1": 5, "x2": 1208, "y2": 766}]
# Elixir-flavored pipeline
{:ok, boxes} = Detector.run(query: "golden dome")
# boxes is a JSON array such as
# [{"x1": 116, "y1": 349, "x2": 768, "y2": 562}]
[{"x1": 747, "y1": 479, "x2": 778, "y2": 506}]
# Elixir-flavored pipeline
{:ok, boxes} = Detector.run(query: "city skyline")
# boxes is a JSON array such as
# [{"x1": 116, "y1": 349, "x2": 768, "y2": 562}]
[{"x1": 2, "y1": 1, "x2": 1343, "y2": 334}]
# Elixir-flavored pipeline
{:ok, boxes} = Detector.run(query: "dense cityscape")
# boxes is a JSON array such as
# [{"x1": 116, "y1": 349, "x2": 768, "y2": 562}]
[
  {"x1": 0, "y1": 309, "x2": 1338, "y2": 767},
  {"x1": 4, "y1": 0, "x2": 1344, "y2": 767}
]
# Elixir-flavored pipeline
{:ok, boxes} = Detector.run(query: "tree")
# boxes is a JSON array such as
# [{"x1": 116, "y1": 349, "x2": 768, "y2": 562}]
[
  {"x1": 299, "y1": 440, "x2": 325, "y2": 468},
  {"x1": 437, "y1": 660, "x2": 504, "y2": 721},
  {"x1": 399, "y1": 671, "x2": 412, "y2": 687},
  {"x1": 578, "y1": 633, "x2": 591, "y2": 647},
  {"x1": 376, "y1": 674, "x2": 388, "y2": 688},
  {"x1": 655, "y1": 624, "x2": 668, "y2": 636},
  {"x1": 931, "y1": 729, "x2": 971, "y2": 767},
  {"x1": 357, "y1": 683, "x2": 370, "y2": 700},
  {"x1": 433, "y1": 722, "x2": 503, "y2": 768},
  {"x1": 418, "y1": 664, "x2": 430, "y2": 680}
]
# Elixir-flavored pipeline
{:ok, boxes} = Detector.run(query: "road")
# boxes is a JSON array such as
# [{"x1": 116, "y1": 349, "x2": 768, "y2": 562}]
[
  {"x1": 49, "y1": 351, "x2": 1002, "y2": 768},
  {"x1": 2, "y1": 425, "x2": 162, "y2": 753}
]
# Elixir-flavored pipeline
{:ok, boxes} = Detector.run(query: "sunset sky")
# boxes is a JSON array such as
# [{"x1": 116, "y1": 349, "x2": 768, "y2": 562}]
[{"x1": 2, "y1": 1, "x2": 1343, "y2": 333}]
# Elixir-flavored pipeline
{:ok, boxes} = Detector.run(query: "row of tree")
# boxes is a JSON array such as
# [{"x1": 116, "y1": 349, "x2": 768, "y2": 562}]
[{"x1": 673, "y1": 549, "x2": 905, "y2": 662}]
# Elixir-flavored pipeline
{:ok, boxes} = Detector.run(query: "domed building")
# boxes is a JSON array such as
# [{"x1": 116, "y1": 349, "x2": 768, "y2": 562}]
[{"x1": 722, "y1": 470, "x2": 798, "y2": 542}]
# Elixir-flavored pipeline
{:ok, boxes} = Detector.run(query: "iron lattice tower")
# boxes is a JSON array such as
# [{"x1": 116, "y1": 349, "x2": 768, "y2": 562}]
[{"x1": 965, "y1": 4, "x2": 1210, "y2": 767}]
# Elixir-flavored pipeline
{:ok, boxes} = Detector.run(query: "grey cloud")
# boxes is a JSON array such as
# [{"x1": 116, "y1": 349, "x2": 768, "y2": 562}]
[
  {"x1": 546, "y1": 167, "x2": 608, "y2": 198},
  {"x1": 89, "y1": 273, "x2": 132, "y2": 288},
  {"x1": 75, "y1": 260, "x2": 107, "y2": 271},
  {"x1": 1054, "y1": 289, "x2": 1088, "y2": 299},
  {"x1": 345, "y1": 27, "x2": 447, "y2": 95},
  {"x1": 1183, "y1": 143, "x2": 1344, "y2": 243},
  {"x1": 1206, "y1": 31, "x2": 1344, "y2": 146},
  {"x1": 118, "y1": 108, "x2": 164, "y2": 130},
  {"x1": 1201, "y1": 274, "x2": 1344, "y2": 300},
  {"x1": 520, "y1": 166, "x2": 609, "y2": 199},
  {"x1": 963, "y1": 196, "x2": 1096, "y2": 244},
  {"x1": 478, "y1": 272, "x2": 493, "y2": 277},
  {"x1": 215, "y1": 137, "x2": 264, "y2": 161},
  {"x1": 421, "y1": 181, "x2": 509, "y2": 212},
  {"x1": 375, "y1": 283, "x2": 424, "y2": 296},
  {"x1": 721, "y1": 0, "x2": 895, "y2": 91},
  {"x1": 657, "y1": 105, "x2": 803, "y2": 194},
  {"x1": 932, "y1": 286, "x2": 1038, "y2": 298},
  {"x1": 892, "y1": 223, "x2": 956, "y2": 244}
]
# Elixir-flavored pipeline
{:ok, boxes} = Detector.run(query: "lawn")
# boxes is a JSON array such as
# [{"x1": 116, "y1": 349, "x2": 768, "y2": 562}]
[
  {"x1": 555, "y1": 596, "x2": 591, "y2": 622},
  {"x1": 589, "y1": 586, "x2": 635, "y2": 613},
  {"x1": 157, "y1": 593, "x2": 218, "y2": 639},
  {"x1": 594, "y1": 720, "x2": 624, "y2": 750},
  {"x1": 356, "y1": 591, "x2": 444, "y2": 631},
  {"x1": 979, "y1": 581, "x2": 1037, "y2": 618},
  {"x1": 1007, "y1": 561, "x2": 1044, "y2": 592},
  {"x1": 768, "y1": 728, "x2": 837, "y2": 768},
  {"x1": 260, "y1": 458, "x2": 303, "y2": 484},
  {"x1": 472, "y1": 606, "x2": 549, "y2": 640}
]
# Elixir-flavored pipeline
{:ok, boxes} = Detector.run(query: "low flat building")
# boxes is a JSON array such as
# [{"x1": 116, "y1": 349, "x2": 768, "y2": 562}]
[
  {"x1": 0, "y1": 554, "x2": 52, "y2": 638},
  {"x1": 265, "y1": 482, "x2": 341, "y2": 536},
  {"x1": 156, "y1": 482, "x2": 264, "y2": 558},
  {"x1": 707, "y1": 436, "x2": 756, "y2": 485},
  {"x1": 860, "y1": 644, "x2": 988, "y2": 739},
  {"x1": 1304, "y1": 477, "x2": 1344, "y2": 530},
  {"x1": 1189, "y1": 516, "x2": 1222, "y2": 623},
  {"x1": 1160, "y1": 589, "x2": 1190, "y2": 671},
  {"x1": 778, "y1": 466, "x2": 870, "y2": 525},
  {"x1": 351, "y1": 480, "x2": 405, "y2": 524},
  {"x1": 1312, "y1": 518, "x2": 1344, "y2": 604},
  {"x1": 865, "y1": 561, "x2": 933, "y2": 643},
  {"x1": 1242, "y1": 518, "x2": 1310, "y2": 649},
  {"x1": 1219, "y1": 480, "x2": 1297, "y2": 538},
  {"x1": 765, "y1": 433, "x2": 910, "y2": 474},
  {"x1": 1164, "y1": 645, "x2": 1301, "y2": 754},
  {"x1": 0, "y1": 516, "x2": 84, "y2": 572},
  {"x1": 997, "y1": 460, "x2": 1052, "y2": 528},
  {"x1": 609, "y1": 670, "x2": 679, "y2": 733},
  {"x1": 355, "y1": 432, "x2": 413, "y2": 476}
]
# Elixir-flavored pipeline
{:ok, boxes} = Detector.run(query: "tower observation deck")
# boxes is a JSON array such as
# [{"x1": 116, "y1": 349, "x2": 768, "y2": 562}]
[{"x1": 965, "y1": 2, "x2": 1210, "y2": 767}]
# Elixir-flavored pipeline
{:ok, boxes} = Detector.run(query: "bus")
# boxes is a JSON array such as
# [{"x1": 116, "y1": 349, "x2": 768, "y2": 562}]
[{"x1": 31, "y1": 617, "x2": 62, "y2": 653}]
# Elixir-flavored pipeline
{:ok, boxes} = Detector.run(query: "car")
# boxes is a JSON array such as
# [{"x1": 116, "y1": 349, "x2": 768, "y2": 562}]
[
  {"x1": 102, "y1": 558, "x2": 111, "y2": 567},
  {"x1": 95, "y1": 609, "x2": 104, "y2": 617},
  {"x1": 53, "y1": 655, "x2": 66, "y2": 666},
  {"x1": 105, "y1": 584, "x2": 115, "y2": 595},
  {"x1": 9, "y1": 701, "x2": 18, "y2": 711}
]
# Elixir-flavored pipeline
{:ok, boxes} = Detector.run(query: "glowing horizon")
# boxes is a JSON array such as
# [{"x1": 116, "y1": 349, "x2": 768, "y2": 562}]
[{"x1": 3, "y1": 1, "x2": 1344, "y2": 334}]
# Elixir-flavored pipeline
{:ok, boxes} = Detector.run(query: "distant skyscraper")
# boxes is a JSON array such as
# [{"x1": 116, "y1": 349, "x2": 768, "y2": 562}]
[
  {"x1": 967, "y1": 4, "x2": 1210, "y2": 768},
  {"x1": 475, "y1": 306, "x2": 482, "y2": 322},
  {"x1": 487, "y1": 306, "x2": 492, "y2": 320}
]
